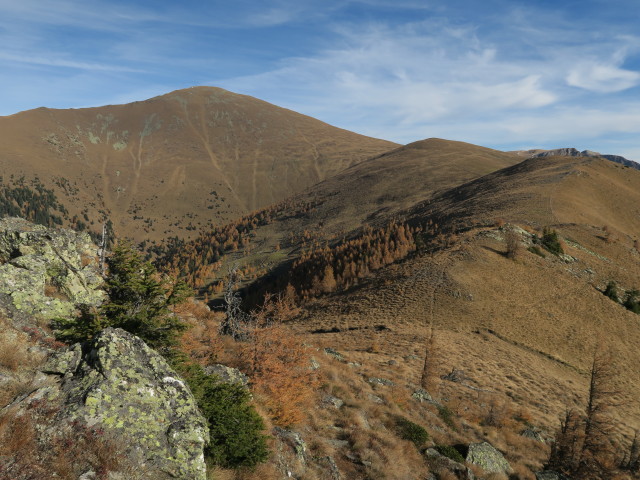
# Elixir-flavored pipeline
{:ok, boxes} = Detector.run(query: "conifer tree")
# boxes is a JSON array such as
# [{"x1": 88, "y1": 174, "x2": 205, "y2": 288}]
[
  {"x1": 55, "y1": 241, "x2": 191, "y2": 352},
  {"x1": 100, "y1": 241, "x2": 191, "y2": 351}
]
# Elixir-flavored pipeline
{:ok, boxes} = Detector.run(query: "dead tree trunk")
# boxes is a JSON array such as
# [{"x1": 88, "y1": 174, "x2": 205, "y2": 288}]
[{"x1": 219, "y1": 265, "x2": 249, "y2": 339}]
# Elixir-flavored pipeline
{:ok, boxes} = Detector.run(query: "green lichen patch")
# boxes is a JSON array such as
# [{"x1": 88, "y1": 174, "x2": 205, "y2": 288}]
[
  {"x1": 0, "y1": 217, "x2": 105, "y2": 319},
  {"x1": 55, "y1": 328, "x2": 209, "y2": 479}
]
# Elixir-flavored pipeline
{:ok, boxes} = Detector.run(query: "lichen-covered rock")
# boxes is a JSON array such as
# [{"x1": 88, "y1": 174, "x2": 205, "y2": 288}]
[
  {"x1": 322, "y1": 394, "x2": 344, "y2": 408},
  {"x1": 368, "y1": 376, "x2": 395, "y2": 386},
  {"x1": 204, "y1": 363, "x2": 249, "y2": 387},
  {"x1": 274, "y1": 427, "x2": 308, "y2": 460},
  {"x1": 309, "y1": 356, "x2": 321, "y2": 370},
  {"x1": 521, "y1": 427, "x2": 546, "y2": 443},
  {"x1": 44, "y1": 328, "x2": 209, "y2": 479},
  {"x1": 324, "y1": 347, "x2": 345, "y2": 362},
  {"x1": 0, "y1": 217, "x2": 104, "y2": 320},
  {"x1": 535, "y1": 471, "x2": 571, "y2": 480},
  {"x1": 42, "y1": 342, "x2": 82, "y2": 375},
  {"x1": 465, "y1": 441, "x2": 512, "y2": 475},
  {"x1": 273, "y1": 426, "x2": 309, "y2": 479},
  {"x1": 412, "y1": 388, "x2": 434, "y2": 403}
]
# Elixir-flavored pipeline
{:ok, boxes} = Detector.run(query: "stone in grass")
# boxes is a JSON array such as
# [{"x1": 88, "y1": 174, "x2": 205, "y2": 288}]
[
  {"x1": 204, "y1": 363, "x2": 249, "y2": 388},
  {"x1": 424, "y1": 448, "x2": 476, "y2": 480},
  {"x1": 535, "y1": 472, "x2": 571, "y2": 480},
  {"x1": 464, "y1": 441, "x2": 512, "y2": 475},
  {"x1": 322, "y1": 394, "x2": 344, "y2": 409},
  {"x1": 309, "y1": 356, "x2": 321, "y2": 370},
  {"x1": 367, "y1": 377, "x2": 395, "y2": 386},
  {"x1": 520, "y1": 427, "x2": 545, "y2": 443},
  {"x1": 273, "y1": 427, "x2": 307, "y2": 460},
  {"x1": 411, "y1": 388, "x2": 434, "y2": 403},
  {"x1": 324, "y1": 347, "x2": 345, "y2": 362}
]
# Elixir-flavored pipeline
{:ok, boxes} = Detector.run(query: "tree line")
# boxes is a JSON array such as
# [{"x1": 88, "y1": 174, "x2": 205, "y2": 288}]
[{"x1": 149, "y1": 197, "x2": 319, "y2": 287}]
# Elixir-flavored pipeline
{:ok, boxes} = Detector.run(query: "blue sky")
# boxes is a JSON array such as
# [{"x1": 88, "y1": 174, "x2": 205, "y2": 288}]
[{"x1": 1, "y1": 0, "x2": 639, "y2": 160}]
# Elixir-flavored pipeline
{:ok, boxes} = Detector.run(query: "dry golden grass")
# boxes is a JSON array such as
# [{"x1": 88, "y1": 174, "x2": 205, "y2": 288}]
[
  {"x1": 282, "y1": 333, "x2": 557, "y2": 478},
  {"x1": 0, "y1": 318, "x2": 44, "y2": 372},
  {"x1": 187, "y1": 138, "x2": 521, "y2": 300},
  {"x1": 276, "y1": 209, "x2": 640, "y2": 476},
  {"x1": 292, "y1": 205, "x2": 640, "y2": 439},
  {"x1": 0, "y1": 86, "x2": 396, "y2": 244},
  {"x1": 43, "y1": 283, "x2": 70, "y2": 301},
  {"x1": 0, "y1": 402, "x2": 147, "y2": 479},
  {"x1": 6, "y1": 151, "x2": 640, "y2": 478}
]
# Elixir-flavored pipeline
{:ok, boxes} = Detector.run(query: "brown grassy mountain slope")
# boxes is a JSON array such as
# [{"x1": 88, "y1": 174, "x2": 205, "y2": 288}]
[
  {"x1": 289, "y1": 155, "x2": 640, "y2": 441},
  {"x1": 159, "y1": 153, "x2": 640, "y2": 478},
  {"x1": 293, "y1": 138, "x2": 520, "y2": 235},
  {"x1": 411, "y1": 154, "x2": 640, "y2": 236},
  {"x1": 0, "y1": 86, "x2": 396, "y2": 242},
  {"x1": 158, "y1": 138, "x2": 521, "y2": 290}
]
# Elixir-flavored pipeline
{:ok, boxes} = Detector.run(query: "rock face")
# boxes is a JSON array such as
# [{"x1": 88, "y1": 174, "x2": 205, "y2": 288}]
[
  {"x1": 0, "y1": 217, "x2": 104, "y2": 320},
  {"x1": 43, "y1": 328, "x2": 209, "y2": 479},
  {"x1": 204, "y1": 363, "x2": 249, "y2": 387},
  {"x1": 424, "y1": 448, "x2": 476, "y2": 480},
  {"x1": 412, "y1": 388, "x2": 434, "y2": 403},
  {"x1": 535, "y1": 471, "x2": 571, "y2": 480},
  {"x1": 521, "y1": 427, "x2": 546, "y2": 443},
  {"x1": 528, "y1": 148, "x2": 640, "y2": 170},
  {"x1": 465, "y1": 442, "x2": 512, "y2": 475}
]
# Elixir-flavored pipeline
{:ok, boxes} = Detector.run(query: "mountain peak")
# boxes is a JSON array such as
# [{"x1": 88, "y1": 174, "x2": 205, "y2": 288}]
[{"x1": 0, "y1": 87, "x2": 397, "y2": 242}]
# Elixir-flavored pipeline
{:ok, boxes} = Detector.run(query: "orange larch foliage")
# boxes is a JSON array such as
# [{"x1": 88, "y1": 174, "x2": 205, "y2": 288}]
[
  {"x1": 238, "y1": 295, "x2": 318, "y2": 426},
  {"x1": 286, "y1": 221, "x2": 417, "y2": 297},
  {"x1": 150, "y1": 198, "x2": 318, "y2": 288}
]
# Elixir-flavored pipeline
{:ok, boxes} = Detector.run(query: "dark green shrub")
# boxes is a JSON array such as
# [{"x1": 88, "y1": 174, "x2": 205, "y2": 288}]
[
  {"x1": 435, "y1": 445, "x2": 465, "y2": 463},
  {"x1": 437, "y1": 405, "x2": 456, "y2": 429},
  {"x1": 528, "y1": 246, "x2": 546, "y2": 258},
  {"x1": 603, "y1": 281, "x2": 619, "y2": 302},
  {"x1": 624, "y1": 289, "x2": 640, "y2": 314},
  {"x1": 176, "y1": 362, "x2": 270, "y2": 469},
  {"x1": 541, "y1": 227, "x2": 563, "y2": 255},
  {"x1": 394, "y1": 416, "x2": 430, "y2": 447}
]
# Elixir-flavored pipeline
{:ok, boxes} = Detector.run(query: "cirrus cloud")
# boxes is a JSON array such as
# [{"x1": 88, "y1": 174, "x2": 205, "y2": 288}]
[{"x1": 567, "y1": 61, "x2": 640, "y2": 93}]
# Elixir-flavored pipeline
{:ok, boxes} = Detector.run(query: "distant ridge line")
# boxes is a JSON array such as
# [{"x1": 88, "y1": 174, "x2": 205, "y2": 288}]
[{"x1": 516, "y1": 147, "x2": 640, "y2": 170}]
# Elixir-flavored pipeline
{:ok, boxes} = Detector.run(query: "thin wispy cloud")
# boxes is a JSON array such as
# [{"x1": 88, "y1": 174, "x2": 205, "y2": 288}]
[
  {"x1": 0, "y1": 0, "x2": 638, "y2": 159},
  {"x1": 215, "y1": 4, "x2": 639, "y2": 156},
  {"x1": 0, "y1": 53, "x2": 146, "y2": 73},
  {"x1": 567, "y1": 61, "x2": 640, "y2": 93}
]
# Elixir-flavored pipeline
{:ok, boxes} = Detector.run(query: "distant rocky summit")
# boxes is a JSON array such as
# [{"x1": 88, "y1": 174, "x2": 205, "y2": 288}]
[{"x1": 517, "y1": 147, "x2": 640, "y2": 169}]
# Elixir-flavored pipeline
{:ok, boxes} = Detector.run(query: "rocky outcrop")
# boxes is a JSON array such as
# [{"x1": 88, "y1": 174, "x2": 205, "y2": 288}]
[
  {"x1": 367, "y1": 376, "x2": 395, "y2": 386},
  {"x1": 535, "y1": 471, "x2": 571, "y2": 480},
  {"x1": 521, "y1": 427, "x2": 546, "y2": 443},
  {"x1": 527, "y1": 148, "x2": 640, "y2": 170},
  {"x1": 0, "y1": 217, "x2": 104, "y2": 320},
  {"x1": 204, "y1": 363, "x2": 249, "y2": 387},
  {"x1": 412, "y1": 388, "x2": 435, "y2": 403},
  {"x1": 424, "y1": 448, "x2": 476, "y2": 480},
  {"x1": 36, "y1": 328, "x2": 209, "y2": 479},
  {"x1": 273, "y1": 426, "x2": 309, "y2": 479},
  {"x1": 465, "y1": 441, "x2": 512, "y2": 475}
]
